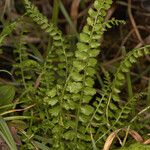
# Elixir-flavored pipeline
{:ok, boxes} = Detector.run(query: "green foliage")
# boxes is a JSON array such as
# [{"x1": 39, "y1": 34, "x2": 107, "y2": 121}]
[
  {"x1": 0, "y1": 0, "x2": 149, "y2": 149},
  {"x1": 0, "y1": 85, "x2": 15, "y2": 106},
  {"x1": 112, "y1": 46, "x2": 150, "y2": 95},
  {"x1": 118, "y1": 142, "x2": 150, "y2": 150},
  {"x1": 0, "y1": 22, "x2": 17, "y2": 45},
  {"x1": 0, "y1": 116, "x2": 18, "y2": 150}
]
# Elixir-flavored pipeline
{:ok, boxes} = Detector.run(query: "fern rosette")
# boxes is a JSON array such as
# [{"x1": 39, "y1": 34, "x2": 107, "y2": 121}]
[{"x1": 19, "y1": 0, "x2": 150, "y2": 149}]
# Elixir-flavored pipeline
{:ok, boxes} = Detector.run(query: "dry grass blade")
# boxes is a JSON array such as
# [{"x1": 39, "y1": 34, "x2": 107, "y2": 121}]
[
  {"x1": 70, "y1": 0, "x2": 80, "y2": 27},
  {"x1": 103, "y1": 128, "x2": 144, "y2": 150},
  {"x1": 143, "y1": 139, "x2": 150, "y2": 145},
  {"x1": 128, "y1": 129, "x2": 143, "y2": 142},
  {"x1": 103, "y1": 129, "x2": 121, "y2": 150}
]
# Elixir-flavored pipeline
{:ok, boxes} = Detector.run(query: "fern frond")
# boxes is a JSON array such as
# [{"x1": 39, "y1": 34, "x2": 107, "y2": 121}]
[
  {"x1": 86, "y1": 46, "x2": 150, "y2": 147},
  {"x1": 115, "y1": 92, "x2": 146, "y2": 126},
  {"x1": 103, "y1": 18, "x2": 125, "y2": 30},
  {"x1": 13, "y1": 34, "x2": 39, "y2": 89},
  {"x1": 23, "y1": 0, "x2": 70, "y2": 81},
  {"x1": 23, "y1": 1, "x2": 76, "y2": 148},
  {"x1": 63, "y1": 0, "x2": 113, "y2": 147},
  {"x1": 24, "y1": 0, "x2": 62, "y2": 38},
  {"x1": 0, "y1": 22, "x2": 17, "y2": 45},
  {"x1": 111, "y1": 46, "x2": 150, "y2": 97}
]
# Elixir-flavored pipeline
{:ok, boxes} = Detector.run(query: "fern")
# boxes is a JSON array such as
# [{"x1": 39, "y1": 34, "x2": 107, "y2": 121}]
[
  {"x1": 103, "y1": 18, "x2": 125, "y2": 30},
  {"x1": 0, "y1": 22, "x2": 17, "y2": 45},
  {"x1": 0, "y1": 0, "x2": 149, "y2": 149},
  {"x1": 23, "y1": 0, "x2": 76, "y2": 148},
  {"x1": 111, "y1": 46, "x2": 150, "y2": 96},
  {"x1": 90, "y1": 46, "x2": 150, "y2": 146},
  {"x1": 22, "y1": 0, "x2": 150, "y2": 149}
]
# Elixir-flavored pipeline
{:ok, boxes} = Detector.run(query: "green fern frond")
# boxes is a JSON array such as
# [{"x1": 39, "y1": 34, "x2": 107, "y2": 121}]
[
  {"x1": 24, "y1": 0, "x2": 62, "y2": 38},
  {"x1": 13, "y1": 34, "x2": 39, "y2": 89},
  {"x1": 111, "y1": 46, "x2": 150, "y2": 97},
  {"x1": 115, "y1": 92, "x2": 146, "y2": 126},
  {"x1": 64, "y1": 0, "x2": 113, "y2": 147},
  {"x1": 0, "y1": 22, "x2": 17, "y2": 45},
  {"x1": 23, "y1": 0, "x2": 70, "y2": 80},
  {"x1": 18, "y1": 0, "x2": 150, "y2": 149},
  {"x1": 103, "y1": 18, "x2": 125, "y2": 30},
  {"x1": 86, "y1": 45, "x2": 150, "y2": 146}
]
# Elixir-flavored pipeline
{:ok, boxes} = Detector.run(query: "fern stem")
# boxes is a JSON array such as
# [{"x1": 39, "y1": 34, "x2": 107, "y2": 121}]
[
  {"x1": 106, "y1": 93, "x2": 112, "y2": 126},
  {"x1": 126, "y1": 72, "x2": 133, "y2": 98},
  {"x1": 94, "y1": 93, "x2": 142, "y2": 143},
  {"x1": 147, "y1": 79, "x2": 150, "y2": 103},
  {"x1": 74, "y1": 73, "x2": 86, "y2": 147},
  {"x1": 19, "y1": 39, "x2": 27, "y2": 89},
  {"x1": 96, "y1": 72, "x2": 104, "y2": 88},
  {"x1": 85, "y1": 93, "x2": 105, "y2": 131},
  {"x1": 130, "y1": 105, "x2": 150, "y2": 124}
]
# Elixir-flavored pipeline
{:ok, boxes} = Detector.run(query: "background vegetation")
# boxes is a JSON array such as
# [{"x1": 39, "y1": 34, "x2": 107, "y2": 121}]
[{"x1": 0, "y1": 0, "x2": 150, "y2": 149}]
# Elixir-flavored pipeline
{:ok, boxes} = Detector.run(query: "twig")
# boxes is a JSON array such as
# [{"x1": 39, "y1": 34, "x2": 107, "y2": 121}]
[{"x1": 128, "y1": 0, "x2": 143, "y2": 43}]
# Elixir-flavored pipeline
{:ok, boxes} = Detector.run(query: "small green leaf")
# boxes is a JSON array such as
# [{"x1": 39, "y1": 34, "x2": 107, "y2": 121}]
[
  {"x1": 71, "y1": 72, "x2": 83, "y2": 82},
  {"x1": 0, "y1": 85, "x2": 15, "y2": 106},
  {"x1": 87, "y1": 58, "x2": 97, "y2": 67},
  {"x1": 64, "y1": 120, "x2": 76, "y2": 129},
  {"x1": 94, "y1": 114, "x2": 102, "y2": 121},
  {"x1": 80, "y1": 33, "x2": 90, "y2": 43},
  {"x1": 117, "y1": 72, "x2": 125, "y2": 80},
  {"x1": 129, "y1": 56, "x2": 137, "y2": 63},
  {"x1": 137, "y1": 50, "x2": 143, "y2": 56},
  {"x1": 63, "y1": 130, "x2": 75, "y2": 140},
  {"x1": 94, "y1": 23, "x2": 103, "y2": 31},
  {"x1": 133, "y1": 51, "x2": 139, "y2": 58},
  {"x1": 87, "y1": 17, "x2": 94, "y2": 26},
  {"x1": 144, "y1": 48, "x2": 149, "y2": 55},
  {"x1": 84, "y1": 87, "x2": 96, "y2": 96},
  {"x1": 124, "y1": 60, "x2": 132, "y2": 68},
  {"x1": 79, "y1": 114, "x2": 89, "y2": 123},
  {"x1": 121, "y1": 65, "x2": 129, "y2": 73},
  {"x1": 77, "y1": 42, "x2": 89, "y2": 52},
  {"x1": 67, "y1": 82, "x2": 82, "y2": 94},
  {"x1": 109, "y1": 103, "x2": 118, "y2": 110},
  {"x1": 94, "y1": 0, "x2": 103, "y2": 10},
  {"x1": 82, "y1": 95, "x2": 92, "y2": 103},
  {"x1": 67, "y1": 100, "x2": 76, "y2": 110},
  {"x1": 91, "y1": 42, "x2": 100, "y2": 48},
  {"x1": 72, "y1": 94, "x2": 81, "y2": 101},
  {"x1": 89, "y1": 49, "x2": 100, "y2": 57},
  {"x1": 81, "y1": 105, "x2": 94, "y2": 116},
  {"x1": 49, "y1": 106, "x2": 60, "y2": 116},
  {"x1": 85, "y1": 77, "x2": 95, "y2": 87},
  {"x1": 105, "y1": 23, "x2": 112, "y2": 28},
  {"x1": 73, "y1": 60, "x2": 85, "y2": 71},
  {"x1": 113, "y1": 87, "x2": 121, "y2": 94},
  {"x1": 101, "y1": 9, "x2": 106, "y2": 16},
  {"x1": 48, "y1": 98, "x2": 58, "y2": 106},
  {"x1": 85, "y1": 67, "x2": 96, "y2": 76},
  {"x1": 92, "y1": 34, "x2": 101, "y2": 40},
  {"x1": 83, "y1": 25, "x2": 90, "y2": 34},
  {"x1": 46, "y1": 88, "x2": 57, "y2": 98},
  {"x1": 88, "y1": 8, "x2": 97, "y2": 17},
  {"x1": 75, "y1": 51, "x2": 88, "y2": 60}
]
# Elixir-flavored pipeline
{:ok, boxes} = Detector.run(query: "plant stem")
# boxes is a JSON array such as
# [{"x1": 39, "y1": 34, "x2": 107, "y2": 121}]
[{"x1": 52, "y1": 0, "x2": 59, "y2": 25}]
